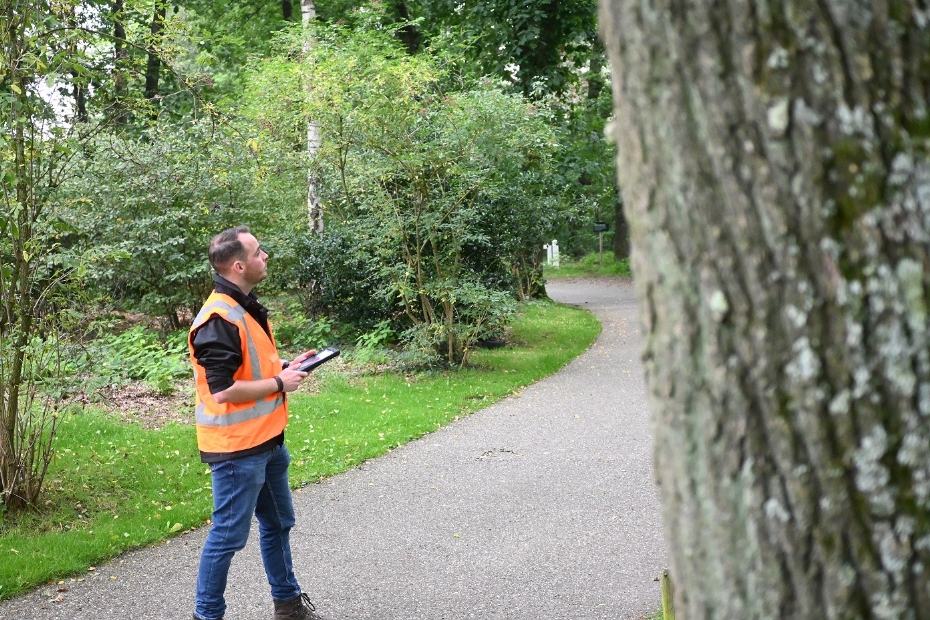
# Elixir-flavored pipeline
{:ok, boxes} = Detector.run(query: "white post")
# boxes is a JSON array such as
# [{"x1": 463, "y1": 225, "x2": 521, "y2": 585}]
[
  {"x1": 543, "y1": 243, "x2": 552, "y2": 265},
  {"x1": 552, "y1": 239, "x2": 560, "y2": 268}
]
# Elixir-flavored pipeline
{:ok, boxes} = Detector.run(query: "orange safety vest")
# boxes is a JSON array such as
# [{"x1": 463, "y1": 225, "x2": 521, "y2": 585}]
[{"x1": 188, "y1": 291, "x2": 287, "y2": 453}]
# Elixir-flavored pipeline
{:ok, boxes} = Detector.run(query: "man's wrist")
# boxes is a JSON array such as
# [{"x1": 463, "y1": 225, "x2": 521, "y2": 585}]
[{"x1": 273, "y1": 375, "x2": 284, "y2": 393}]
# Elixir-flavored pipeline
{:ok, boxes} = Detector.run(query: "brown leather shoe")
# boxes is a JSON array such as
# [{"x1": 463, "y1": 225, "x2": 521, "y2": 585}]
[{"x1": 273, "y1": 593, "x2": 331, "y2": 620}]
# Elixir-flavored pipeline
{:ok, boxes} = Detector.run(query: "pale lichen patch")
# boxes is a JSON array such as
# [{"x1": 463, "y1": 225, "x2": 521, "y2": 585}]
[
  {"x1": 766, "y1": 46, "x2": 789, "y2": 69},
  {"x1": 786, "y1": 337, "x2": 819, "y2": 381},
  {"x1": 853, "y1": 425, "x2": 895, "y2": 515},
  {"x1": 707, "y1": 289, "x2": 729, "y2": 322},
  {"x1": 828, "y1": 389, "x2": 851, "y2": 416},
  {"x1": 879, "y1": 526, "x2": 909, "y2": 573},
  {"x1": 764, "y1": 497, "x2": 790, "y2": 523},
  {"x1": 767, "y1": 99, "x2": 790, "y2": 135},
  {"x1": 896, "y1": 258, "x2": 926, "y2": 333},
  {"x1": 784, "y1": 304, "x2": 807, "y2": 328}
]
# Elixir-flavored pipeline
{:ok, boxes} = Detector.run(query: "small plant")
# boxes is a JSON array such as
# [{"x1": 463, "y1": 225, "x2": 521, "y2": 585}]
[
  {"x1": 270, "y1": 298, "x2": 338, "y2": 353},
  {"x1": 89, "y1": 326, "x2": 189, "y2": 394},
  {"x1": 351, "y1": 320, "x2": 395, "y2": 366}
]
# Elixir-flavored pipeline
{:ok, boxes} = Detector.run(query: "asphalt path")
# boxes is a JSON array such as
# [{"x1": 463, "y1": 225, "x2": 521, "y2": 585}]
[{"x1": 0, "y1": 277, "x2": 666, "y2": 620}]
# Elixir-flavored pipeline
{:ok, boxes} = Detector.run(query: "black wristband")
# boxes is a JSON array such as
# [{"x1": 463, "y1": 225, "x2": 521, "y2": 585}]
[{"x1": 274, "y1": 375, "x2": 284, "y2": 393}]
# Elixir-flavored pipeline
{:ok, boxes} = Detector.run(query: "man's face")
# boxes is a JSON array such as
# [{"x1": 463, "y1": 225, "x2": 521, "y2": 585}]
[{"x1": 237, "y1": 233, "x2": 268, "y2": 286}]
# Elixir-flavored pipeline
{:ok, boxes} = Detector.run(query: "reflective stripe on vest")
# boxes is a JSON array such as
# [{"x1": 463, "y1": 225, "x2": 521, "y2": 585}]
[
  {"x1": 191, "y1": 297, "x2": 283, "y2": 429},
  {"x1": 194, "y1": 394, "x2": 282, "y2": 427}
]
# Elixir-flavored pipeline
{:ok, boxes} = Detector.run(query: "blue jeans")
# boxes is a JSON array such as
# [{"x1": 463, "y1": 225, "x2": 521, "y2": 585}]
[{"x1": 194, "y1": 444, "x2": 302, "y2": 620}]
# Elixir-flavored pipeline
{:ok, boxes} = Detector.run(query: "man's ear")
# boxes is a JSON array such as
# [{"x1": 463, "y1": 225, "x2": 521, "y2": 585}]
[{"x1": 231, "y1": 259, "x2": 245, "y2": 274}]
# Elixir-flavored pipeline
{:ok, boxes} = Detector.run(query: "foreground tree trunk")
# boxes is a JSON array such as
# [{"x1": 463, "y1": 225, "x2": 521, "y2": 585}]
[{"x1": 600, "y1": 1, "x2": 930, "y2": 618}]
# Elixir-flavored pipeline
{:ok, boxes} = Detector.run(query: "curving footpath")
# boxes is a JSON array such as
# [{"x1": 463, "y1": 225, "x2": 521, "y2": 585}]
[{"x1": 0, "y1": 278, "x2": 666, "y2": 620}]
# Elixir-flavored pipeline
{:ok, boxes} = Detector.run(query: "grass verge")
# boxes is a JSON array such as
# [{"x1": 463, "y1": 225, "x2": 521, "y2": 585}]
[
  {"x1": 0, "y1": 300, "x2": 600, "y2": 601},
  {"x1": 544, "y1": 251, "x2": 632, "y2": 279}
]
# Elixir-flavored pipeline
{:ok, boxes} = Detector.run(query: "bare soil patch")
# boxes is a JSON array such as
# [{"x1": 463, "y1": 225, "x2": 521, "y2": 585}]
[
  {"x1": 97, "y1": 383, "x2": 196, "y2": 430},
  {"x1": 94, "y1": 365, "x2": 333, "y2": 430}
]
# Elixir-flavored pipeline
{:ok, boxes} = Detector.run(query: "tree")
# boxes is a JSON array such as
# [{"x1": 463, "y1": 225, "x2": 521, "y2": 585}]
[
  {"x1": 0, "y1": 0, "x2": 195, "y2": 511},
  {"x1": 144, "y1": 0, "x2": 168, "y2": 106},
  {"x1": 413, "y1": 0, "x2": 598, "y2": 96},
  {"x1": 600, "y1": 1, "x2": 930, "y2": 618},
  {"x1": 301, "y1": 0, "x2": 323, "y2": 233},
  {"x1": 0, "y1": 0, "x2": 85, "y2": 511}
]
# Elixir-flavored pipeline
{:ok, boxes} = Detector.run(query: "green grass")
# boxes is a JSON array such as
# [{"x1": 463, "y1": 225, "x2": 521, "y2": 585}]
[
  {"x1": 0, "y1": 300, "x2": 600, "y2": 601},
  {"x1": 544, "y1": 251, "x2": 632, "y2": 279}
]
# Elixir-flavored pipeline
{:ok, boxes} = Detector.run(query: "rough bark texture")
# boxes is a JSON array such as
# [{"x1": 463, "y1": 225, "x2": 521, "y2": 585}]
[
  {"x1": 599, "y1": 1, "x2": 930, "y2": 618},
  {"x1": 394, "y1": 0, "x2": 422, "y2": 54},
  {"x1": 144, "y1": 0, "x2": 166, "y2": 103}
]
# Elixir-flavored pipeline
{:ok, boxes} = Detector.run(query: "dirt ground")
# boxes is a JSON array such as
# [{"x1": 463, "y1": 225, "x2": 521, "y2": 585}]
[{"x1": 94, "y1": 360, "x2": 334, "y2": 430}]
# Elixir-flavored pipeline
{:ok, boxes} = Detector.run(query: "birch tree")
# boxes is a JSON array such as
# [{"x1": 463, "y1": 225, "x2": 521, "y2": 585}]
[
  {"x1": 302, "y1": 0, "x2": 323, "y2": 233},
  {"x1": 599, "y1": 1, "x2": 930, "y2": 618}
]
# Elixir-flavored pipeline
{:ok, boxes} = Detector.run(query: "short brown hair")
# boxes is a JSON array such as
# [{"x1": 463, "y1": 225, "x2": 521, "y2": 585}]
[{"x1": 208, "y1": 226, "x2": 251, "y2": 272}]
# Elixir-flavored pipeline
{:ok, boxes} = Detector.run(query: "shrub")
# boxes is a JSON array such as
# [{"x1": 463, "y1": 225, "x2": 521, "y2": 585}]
[{"x1": 58, "y1": 120, "x2": 305, "y2": 328}]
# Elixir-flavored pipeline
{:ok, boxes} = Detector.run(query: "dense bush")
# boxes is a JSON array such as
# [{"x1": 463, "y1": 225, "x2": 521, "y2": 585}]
[
  {"x1": 58, "y1": 121, "x2": 306, "y2": 328},
  {"x1": 289, "y1": 225, "x2": 395, "y2": 331}
]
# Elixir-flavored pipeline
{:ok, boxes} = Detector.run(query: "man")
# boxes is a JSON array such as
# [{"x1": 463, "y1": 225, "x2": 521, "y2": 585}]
[{"x1": 188, "y1": 226, "x2": 331, "y2": 620}]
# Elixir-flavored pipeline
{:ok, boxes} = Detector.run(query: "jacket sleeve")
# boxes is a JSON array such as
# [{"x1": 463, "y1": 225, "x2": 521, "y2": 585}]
[{"x1": 191, "y1": 316, "x2": 242, "y2": 394}]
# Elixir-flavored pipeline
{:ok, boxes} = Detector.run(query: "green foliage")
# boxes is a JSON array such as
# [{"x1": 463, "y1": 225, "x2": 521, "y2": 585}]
[
  {"x1": 58, "y1": 120, "x2": 305, "y2": 327},
  {"x1": 410, "y1": 0, "x2": 599, "y2": 96},
  {"x1": 247, "y1": 25, "x2": 558, "y2": 363},
  {"x1": 544, "y1": 83, "x2": 621, "y2": 259},
  {"x1": 88, "y1": 326, "x2": 190, "y2": 395},
  {"x1": 0, "y1": 300, "x2": 599, "y2": 599},
  {"x1": 350, "y1": 320, "x2": 396, "y2": 366},
  {"x1": 288, "y1": 226, "x2": 395, "y2": 332},
  {"x1": 0, "y1": 0, "x2": 99, "y2": 511},
  {"x1": 269, "y1": 297, "x2": 339, "y2": 353}
]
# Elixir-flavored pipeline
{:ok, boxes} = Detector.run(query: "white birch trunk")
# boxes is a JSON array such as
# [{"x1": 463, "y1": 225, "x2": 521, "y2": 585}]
[
  {"x1": 301, "y1": 0, "x2": 323, "y2": 234},
  {"x1": 599, "y1": 1, "x2": 930, "y2": 618}
]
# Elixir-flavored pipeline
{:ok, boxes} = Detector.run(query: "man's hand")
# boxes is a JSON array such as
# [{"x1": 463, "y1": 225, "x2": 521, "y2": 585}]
[
  {"x1": 213, "y1": 350, "x2": 316, "y2": 404},
  {"x1": 277, "y1": 366, "x2": 308, "y2": 393},
  {"x1": 288, "y1": 350, "x2": 317, "y2": 369}
]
